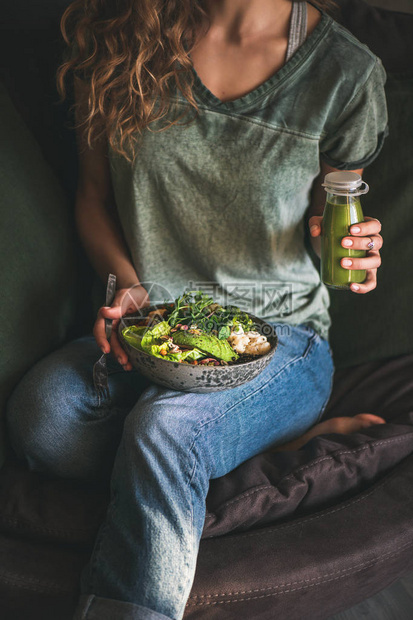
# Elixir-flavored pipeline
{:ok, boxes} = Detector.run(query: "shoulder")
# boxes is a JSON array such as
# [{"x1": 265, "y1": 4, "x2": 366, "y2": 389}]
[
  {"x1": 317, "y1": 15, "x2": 384, "y2": 86},
  {"x1": 302, "y1": 12, "x2": 387, "y2": 130},
  {"x1": 315, "y1": 19, "x2": 388, "y2": 169}
]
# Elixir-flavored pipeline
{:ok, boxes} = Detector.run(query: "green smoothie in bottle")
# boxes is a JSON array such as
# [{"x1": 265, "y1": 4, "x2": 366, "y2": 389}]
[{"x1": 321, "y1": 171, "x2": 369, "y2": 290}]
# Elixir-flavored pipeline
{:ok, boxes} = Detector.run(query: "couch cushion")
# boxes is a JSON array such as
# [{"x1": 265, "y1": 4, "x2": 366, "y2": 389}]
[
  {"x1": 0, "y1": 2, "x2": 77, "y2": 199},
  {"x1": 204, "y1": 412, "x2": 413, "y2": 537},
  {"x1": 0, "y1": 458, "x2": 108, "y2": 545},
  {"x1": 187, "y1": 454, "x2": 413, "y2": 619},
  {"x1": 0, "y1": 83, "x2": 78, "y2": 467}
]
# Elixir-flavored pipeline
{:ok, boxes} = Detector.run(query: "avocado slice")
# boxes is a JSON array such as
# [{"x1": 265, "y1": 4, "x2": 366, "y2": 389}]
[{"x1": 172, "y1": 330, "x2": 238, "y2": 362}]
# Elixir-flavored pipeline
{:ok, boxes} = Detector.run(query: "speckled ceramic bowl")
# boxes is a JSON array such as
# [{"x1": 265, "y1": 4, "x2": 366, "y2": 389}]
[{"x1": 118, "y1": 306, "x2": 278, "y2": 393}]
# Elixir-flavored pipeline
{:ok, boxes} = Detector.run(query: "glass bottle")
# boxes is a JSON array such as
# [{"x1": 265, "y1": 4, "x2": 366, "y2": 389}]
[{"x1": 321, "y1": 171, "x2": 369, "y2": 290}]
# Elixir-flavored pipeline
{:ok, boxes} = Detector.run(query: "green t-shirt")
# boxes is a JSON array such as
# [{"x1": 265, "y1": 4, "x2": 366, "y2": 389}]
[{"x1": 109, "y1": 12, "x2": 388, "y2": 341}]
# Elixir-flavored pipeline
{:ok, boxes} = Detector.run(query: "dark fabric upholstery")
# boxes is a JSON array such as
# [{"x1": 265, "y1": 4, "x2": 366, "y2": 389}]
[
  {"x1": 2, "y1": 453, "x2": 413, "y2": 620},
  {"x1": 328, "y1": 71, "x2": 413, "y2": 368},
  {"x1": 0, "y1": 83, "x2": 79, "y2": 466},
  {"x1": 336, "y1": 0, "x2": 413, "y2": 74},
  {"x1": 187, "y1": 454, "x2": 413, "y2": 619},
  {"x1": 204, "y1": 414, "x2": 413, "y2": 538}
]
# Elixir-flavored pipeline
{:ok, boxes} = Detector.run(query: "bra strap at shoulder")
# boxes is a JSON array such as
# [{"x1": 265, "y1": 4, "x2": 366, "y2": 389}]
[{"x1": 285, "y1": 1, "x2": 308, "y2": 63}]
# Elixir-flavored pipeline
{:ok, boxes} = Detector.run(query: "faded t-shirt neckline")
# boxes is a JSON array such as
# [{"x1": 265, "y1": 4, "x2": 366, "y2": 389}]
[{"x1": 189, "y1": 10, "x2": 330, "y2": 112}]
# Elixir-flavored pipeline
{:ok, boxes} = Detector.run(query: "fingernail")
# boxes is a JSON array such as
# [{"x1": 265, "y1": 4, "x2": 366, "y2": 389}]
[
  {"x1": 101, "y1": 347, "x2": 107, "y2": 354},
  {"x1": 310, "y1": 225, "x2": 319, "y2": 235},
  {"x1": 342, "y1": 259, "x2": 352, "y2": 267},
  {"x1": 351, "y1": 226, "x2": 361, "y2": 234},
  {"x1": 117, "y1": 356, "x2": 123, "y2": 365},
  {"x1": 342, "y1": 238, "x2": 353, "y2": 247},
  {"x1": 351, "y1": 284, "x2": 360, "y2": 291}
]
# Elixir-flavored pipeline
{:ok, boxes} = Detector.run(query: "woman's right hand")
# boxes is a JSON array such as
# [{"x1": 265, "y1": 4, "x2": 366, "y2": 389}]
[{"x1": 93, "y1": 283, "x2": 150, "y2": 370}]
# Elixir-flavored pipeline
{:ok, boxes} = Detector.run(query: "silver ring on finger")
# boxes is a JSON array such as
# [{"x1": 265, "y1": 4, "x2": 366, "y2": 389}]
[{"x1": 367, "y1": 237, "x2": 375, "y2": 250}]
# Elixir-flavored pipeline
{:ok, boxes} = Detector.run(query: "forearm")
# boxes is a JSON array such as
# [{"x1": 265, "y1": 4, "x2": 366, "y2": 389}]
[{"x1": 75, "y1": 193, "x2": 140, "y2": 290}]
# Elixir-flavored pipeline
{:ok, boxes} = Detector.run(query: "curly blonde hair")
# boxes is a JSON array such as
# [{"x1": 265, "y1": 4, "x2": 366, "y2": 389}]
[{"x1": 57, "y1": 0, "x2": 337, "y2": 161}]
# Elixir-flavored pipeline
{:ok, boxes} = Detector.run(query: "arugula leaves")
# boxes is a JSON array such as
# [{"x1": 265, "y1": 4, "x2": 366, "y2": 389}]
[{"x1": 166, "y1": 290, "x2": 254, "y2": 338}]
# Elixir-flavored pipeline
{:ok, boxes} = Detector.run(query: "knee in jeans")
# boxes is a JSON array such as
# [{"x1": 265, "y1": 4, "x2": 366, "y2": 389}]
[
  {"x1": 5, "y1": 365, "x2": 94, "y2": 479},
  {"x1": 123, "y1": 398, "x2": 193, "y2": 451},
  {"x1": 7, "y1": 371, "x2": 51, "y2": 456},
  {"x1": 124, "y1": 404, "x2": 167, "y2": 446}
]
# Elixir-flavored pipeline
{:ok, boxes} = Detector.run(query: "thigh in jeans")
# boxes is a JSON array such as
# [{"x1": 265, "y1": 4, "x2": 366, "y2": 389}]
[
  {"x1": 137, "y1": 322, "x2": 335, "y2": 482},
  {"x1": 5, "y1": 334, "x2": 149, "y2": 482}
]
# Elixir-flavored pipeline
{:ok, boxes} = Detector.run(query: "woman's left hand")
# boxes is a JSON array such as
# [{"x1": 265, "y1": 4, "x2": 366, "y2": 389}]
[{"x1": 309, "y1": 215, "x2": 383, "y2": 293}]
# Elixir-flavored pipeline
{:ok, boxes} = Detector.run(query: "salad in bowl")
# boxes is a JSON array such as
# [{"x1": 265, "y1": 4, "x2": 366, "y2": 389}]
[{"x1": 119, "y1": 290, "x2": 278, "y2": 392}]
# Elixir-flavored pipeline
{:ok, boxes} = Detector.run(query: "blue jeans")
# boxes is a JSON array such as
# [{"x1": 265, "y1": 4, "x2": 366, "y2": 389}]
[{"x1": 6, "y1": 323, "x2": 334, "y2": 620}]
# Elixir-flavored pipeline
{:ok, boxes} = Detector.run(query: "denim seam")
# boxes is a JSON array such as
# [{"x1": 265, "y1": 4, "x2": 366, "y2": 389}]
[
  {"x1": 185, "y1": 441, "x2": 205, "y2": 617},
  {"x1": 89, "y1": 491, "x2": 119, "y2": 593},
  {"x1": 186, "y1": 466, "x2": 198, "y2": 618},
  {"x1": 315, "y1": 353, "x2": 335, "y2": 423}
]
